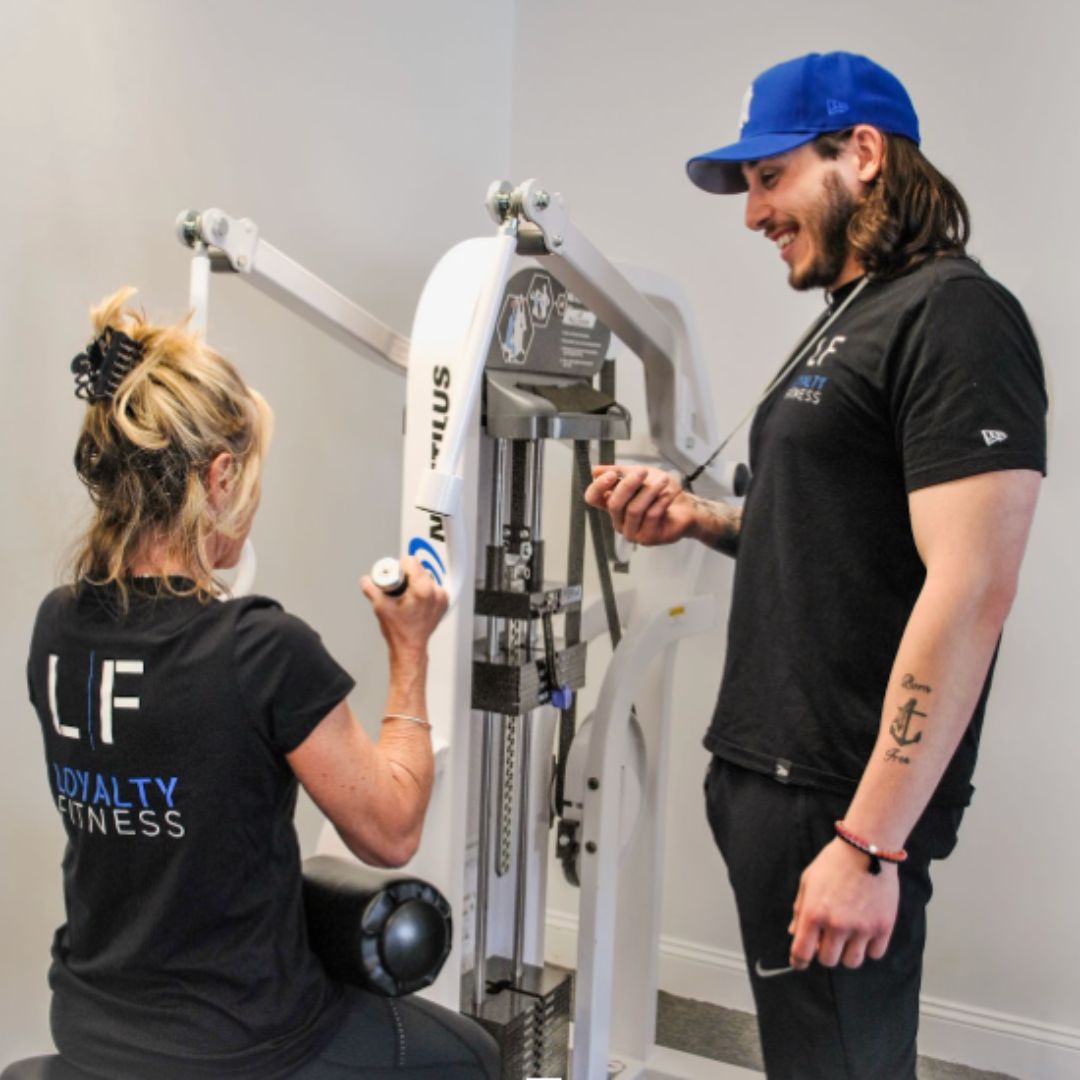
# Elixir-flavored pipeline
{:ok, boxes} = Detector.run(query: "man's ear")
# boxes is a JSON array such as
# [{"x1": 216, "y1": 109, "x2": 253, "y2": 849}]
[
  {"x1": 850, "y1": 124, "x2": 886, "y2": 184},
  {"x1": 206, "y1": 452, "x2": 235, "y2": 512}
]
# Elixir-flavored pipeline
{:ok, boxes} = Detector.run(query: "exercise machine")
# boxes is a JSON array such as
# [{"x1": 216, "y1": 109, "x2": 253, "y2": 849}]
[{"x1": 173, "y1": 190, "x2": 749, "y2": 1080}]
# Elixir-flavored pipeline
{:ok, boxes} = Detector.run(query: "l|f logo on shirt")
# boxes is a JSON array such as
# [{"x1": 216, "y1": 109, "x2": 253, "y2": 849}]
[
  {"x1": 48, "y1": 653, "x2": 144, "y2": 745},
  {"x1": 807, "y1": 334, "x2": 847, "y2": 368}
]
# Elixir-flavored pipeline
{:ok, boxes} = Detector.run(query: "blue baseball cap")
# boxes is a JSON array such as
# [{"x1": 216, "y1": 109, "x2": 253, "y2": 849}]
[{"x1": 687, "y1": 52, "x2": 920, "y2": 195}]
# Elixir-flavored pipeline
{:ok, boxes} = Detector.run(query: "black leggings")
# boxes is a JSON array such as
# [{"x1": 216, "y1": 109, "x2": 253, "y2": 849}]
[{"x1": 288, "y1": 988, "x2": 499, "y2": 1079}]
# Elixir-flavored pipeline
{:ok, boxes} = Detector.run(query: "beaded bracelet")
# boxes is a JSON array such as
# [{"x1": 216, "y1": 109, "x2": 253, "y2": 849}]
[
  {"x1": 382, "y1": 713, "x2": 432, "y2": 730},
  {"x1": 834, "y1": 820, "x2": 907, "y2": 876}
]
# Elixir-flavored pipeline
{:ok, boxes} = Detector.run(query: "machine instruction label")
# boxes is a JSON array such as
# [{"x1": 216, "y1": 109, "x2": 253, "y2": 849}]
[{"x1": 487, "y1": 269, "x2": 611, "y2": 376}]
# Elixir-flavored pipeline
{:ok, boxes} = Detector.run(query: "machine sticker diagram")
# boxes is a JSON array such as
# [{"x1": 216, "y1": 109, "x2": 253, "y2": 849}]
[
  {"x1": 499, "y1": 294, "x2": 532, "y2": 364},
  {"x1": 527, "y1": 273, "x2": 553, "y2": 325},
  {"x1": 489, "y1": 269, "x2": 612, "y2": 376}
]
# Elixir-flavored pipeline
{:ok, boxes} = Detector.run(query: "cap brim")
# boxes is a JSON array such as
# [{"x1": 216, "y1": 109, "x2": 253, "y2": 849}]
[{"x1": 686, "y1": 131, "x2": 818, "y2": 194}]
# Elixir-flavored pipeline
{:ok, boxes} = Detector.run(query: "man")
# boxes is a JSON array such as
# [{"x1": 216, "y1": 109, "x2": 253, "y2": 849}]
[{"x1": 585, "y1": 52, "x2": 1046, "y2": 1078}]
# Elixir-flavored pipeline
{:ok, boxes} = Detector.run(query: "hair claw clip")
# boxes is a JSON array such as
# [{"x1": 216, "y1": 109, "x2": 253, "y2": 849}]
[{"x1": 71, "y1": 328, "x2": 145, "y2": 403}]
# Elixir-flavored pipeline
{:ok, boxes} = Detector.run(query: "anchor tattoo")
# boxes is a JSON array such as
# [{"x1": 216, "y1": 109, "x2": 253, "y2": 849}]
[{"x1": 890, "y1": 698, "x2": 927, "y2": 747}]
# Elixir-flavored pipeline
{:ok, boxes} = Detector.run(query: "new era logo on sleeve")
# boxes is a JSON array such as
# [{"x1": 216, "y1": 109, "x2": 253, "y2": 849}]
[{"x1": 982, "y1": 429, "x2": 1009, "y2": 447}]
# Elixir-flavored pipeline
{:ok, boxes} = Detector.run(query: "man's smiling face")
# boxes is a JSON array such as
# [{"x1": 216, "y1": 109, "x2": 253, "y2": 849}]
[{"x1": 741, "y1": 141, "x2": 863, "y2": 292}]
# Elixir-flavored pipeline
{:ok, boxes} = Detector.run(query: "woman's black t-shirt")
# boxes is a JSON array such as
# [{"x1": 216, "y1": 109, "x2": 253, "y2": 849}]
[{"x1": 27, "y1": 581, "x2": 355, "y2": 1078}]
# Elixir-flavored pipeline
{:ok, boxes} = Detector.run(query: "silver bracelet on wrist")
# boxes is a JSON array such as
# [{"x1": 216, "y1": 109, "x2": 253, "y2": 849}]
[{"x1": 382, "y1": 713, "x2": 432, "y2": 730}]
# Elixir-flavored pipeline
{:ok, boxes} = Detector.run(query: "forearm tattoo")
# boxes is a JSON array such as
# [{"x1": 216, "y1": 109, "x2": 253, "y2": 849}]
[
  {"x1": 687, "y1": 494, "x2": 742, "y2": 557},
  {"x1": 885, "y1": 673, "x2": 932, "y2": 765}
]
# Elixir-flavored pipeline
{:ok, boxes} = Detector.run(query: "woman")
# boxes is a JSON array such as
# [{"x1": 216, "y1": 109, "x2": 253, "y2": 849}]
[{"x1": 26, "y1": 290, "x2": 498, "y2": 1079}]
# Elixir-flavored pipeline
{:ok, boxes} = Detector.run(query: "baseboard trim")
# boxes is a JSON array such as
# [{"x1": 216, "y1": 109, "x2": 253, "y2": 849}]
[{"x1": 546, "y1": 910, "x2": 1080, "y2": 1079}]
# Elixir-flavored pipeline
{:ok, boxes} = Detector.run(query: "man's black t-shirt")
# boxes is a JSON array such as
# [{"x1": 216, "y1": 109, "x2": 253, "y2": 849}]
[
  {"x1": 27, "y1": 580, "x2": 355, "y2": 1079},
  {"x1": 704, "y1": 256, "x2": 1047, "y2": 806}
]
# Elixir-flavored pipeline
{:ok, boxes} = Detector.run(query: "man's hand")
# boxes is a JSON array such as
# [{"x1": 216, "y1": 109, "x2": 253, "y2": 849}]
[
  {"x1": 788, "y1": 838, "x2": 899, "y2": 970},
  {"x1": 360, "y1": 553, "x2": 448, "y2": 661},
  {"x1": 584, "y1": 465, "x2": 697, "y2": 546}
]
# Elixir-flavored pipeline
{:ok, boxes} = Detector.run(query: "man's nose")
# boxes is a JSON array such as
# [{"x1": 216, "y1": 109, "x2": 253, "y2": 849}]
[{"x1": 744, "y1": 187, "x2": 770, "y2": 232}]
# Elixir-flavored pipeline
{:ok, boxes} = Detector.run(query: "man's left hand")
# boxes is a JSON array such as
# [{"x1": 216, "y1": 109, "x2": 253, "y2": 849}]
[{"x1": 788, "y1": 837, "x2": 899, "y2": 970}]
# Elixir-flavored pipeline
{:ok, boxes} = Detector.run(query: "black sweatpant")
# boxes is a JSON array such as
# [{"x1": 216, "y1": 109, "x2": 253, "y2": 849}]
[
  {"x1": 288, "y1": 987, "x2": 500, "y2": 1079},
  {"x1": 704, "y1": 757, "x2": 964, "y2": 1080}
]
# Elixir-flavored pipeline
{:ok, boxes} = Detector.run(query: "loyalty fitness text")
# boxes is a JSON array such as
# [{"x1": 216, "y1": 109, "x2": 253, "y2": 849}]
[{"x1": 49, "y1": 764, "x2": 184, "y2": 839}]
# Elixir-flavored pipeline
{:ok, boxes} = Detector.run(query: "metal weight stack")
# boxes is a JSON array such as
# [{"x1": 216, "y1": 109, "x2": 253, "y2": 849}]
[
  {"x1": 460, "y1": 268, "x2": 627, "y2": 1080},
  {"x1": 465, "y1": 959, "x2": 572, "y2": 1080}
]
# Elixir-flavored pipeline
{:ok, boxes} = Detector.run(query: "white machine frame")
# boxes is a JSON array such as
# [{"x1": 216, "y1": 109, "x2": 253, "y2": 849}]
[{"x1": 178, "y1": 190, "x2": 749, "y2": 1080}]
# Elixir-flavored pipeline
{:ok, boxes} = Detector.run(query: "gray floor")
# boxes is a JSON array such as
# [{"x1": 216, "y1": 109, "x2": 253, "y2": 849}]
[{"x1": 655, "y1": 990, "x2": 1017, "y2": 1080}]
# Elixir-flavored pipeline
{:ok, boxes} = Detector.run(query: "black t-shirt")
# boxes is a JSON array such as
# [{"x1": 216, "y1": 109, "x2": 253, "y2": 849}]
[
  {"x1": 27, "y1": 580, "x2": 355, "y2": 1079},
  {"x1": 705, "y1": 256, "x2": 1047, "y2": 807}
]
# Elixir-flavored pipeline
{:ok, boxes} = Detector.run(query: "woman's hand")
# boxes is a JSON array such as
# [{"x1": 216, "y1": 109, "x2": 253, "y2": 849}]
[{"x1": 360, "y1": 554, "x2": 448, "y2": 661}]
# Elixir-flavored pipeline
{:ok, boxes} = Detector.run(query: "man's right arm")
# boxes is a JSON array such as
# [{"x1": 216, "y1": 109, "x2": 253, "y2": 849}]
[
  {"x1": 684, "y1": 492, "x2": 743, "y2": 556},
  {"x1": 584, "y1": 464, "x2": 743, "y2": 557}
]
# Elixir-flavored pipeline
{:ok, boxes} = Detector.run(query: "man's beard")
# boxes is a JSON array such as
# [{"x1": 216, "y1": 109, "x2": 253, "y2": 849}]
[{"x1": 789, "y1": 171, "x2": 859, "y2": 291}]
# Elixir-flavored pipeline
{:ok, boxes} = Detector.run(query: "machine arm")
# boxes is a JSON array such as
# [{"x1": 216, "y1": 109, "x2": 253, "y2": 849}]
[
  {"x1": 176, "y1": 208, "x2": 410, "y2": 374},
  {"x1": 173, "y1": 207, "x2": 412, "y2": 600}
]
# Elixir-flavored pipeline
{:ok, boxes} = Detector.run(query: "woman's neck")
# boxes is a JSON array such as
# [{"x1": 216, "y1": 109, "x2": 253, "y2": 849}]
[{"x1": 128, "y1": 537, "x2": 193, "y2": 578}]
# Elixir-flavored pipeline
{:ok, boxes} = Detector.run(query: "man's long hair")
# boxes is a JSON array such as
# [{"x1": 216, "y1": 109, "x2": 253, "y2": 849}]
[{"x1": 814, "y1": 129, "x2": 970, "y2": 280}]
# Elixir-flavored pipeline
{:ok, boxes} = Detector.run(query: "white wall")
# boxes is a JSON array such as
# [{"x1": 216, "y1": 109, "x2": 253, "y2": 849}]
[
  {"x1": 511, "y1": 0, "x2": 1080, "y2": 1074},
  {"x1": 0, "y1": 0, "x2": 513, "y2": 1059}
]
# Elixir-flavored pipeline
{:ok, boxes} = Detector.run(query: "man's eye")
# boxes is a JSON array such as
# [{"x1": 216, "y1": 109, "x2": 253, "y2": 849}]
[{"x1": 761, "y1": 171, "x2": 778, "y2": 188}]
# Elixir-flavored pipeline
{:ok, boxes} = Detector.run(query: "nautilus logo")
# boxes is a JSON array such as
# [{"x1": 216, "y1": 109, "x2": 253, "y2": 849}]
[{"x1": 408, "y1": 537, "x2": 446, "y2": 586}]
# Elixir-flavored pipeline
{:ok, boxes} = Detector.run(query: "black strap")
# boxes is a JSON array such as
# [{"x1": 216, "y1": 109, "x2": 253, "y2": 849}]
[
  {"x1": 555, "y1": 443, "x2": 589, "y2": 817},
  {"x1": 553, "y1": 441, "x2": 624, "y2": 839},
  {"x1": 575, "y1": 441, "x2": 621, "y2": 647},
  {"x1": 553, "y1": 438, "x2": 622, "y2": 811}
]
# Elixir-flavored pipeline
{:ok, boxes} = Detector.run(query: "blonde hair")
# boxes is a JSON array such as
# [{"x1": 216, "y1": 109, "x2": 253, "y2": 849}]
[{"x1": 71, "y1": 287, "x2": 273, "y2": 606}]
